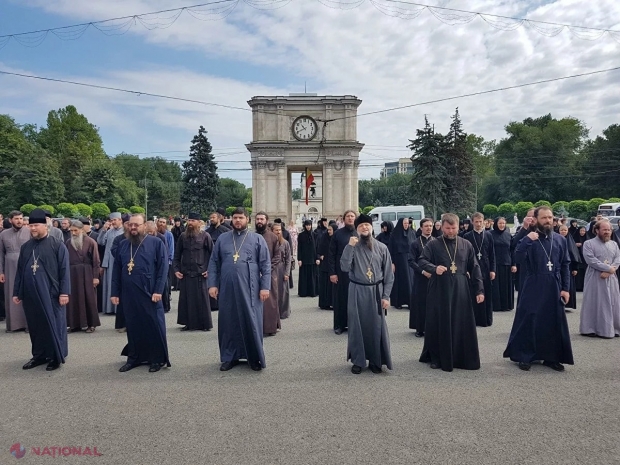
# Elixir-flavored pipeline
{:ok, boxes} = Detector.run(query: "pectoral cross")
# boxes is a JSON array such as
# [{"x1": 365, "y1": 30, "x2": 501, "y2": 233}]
[
  {"x1": 31, "y1": 261, "x2": 39, "y2": 275},
  {"x1": 604, "y1": 259, "x2": 610, "y2": 264},
  {"x1": 546, "y1": 260, "x2": 553, "y2": 271},
  {"x1": 477, "y1": 252, "x2": 482, "y2": 260},
  {"x1": 366, "y1": 267, "x2": 373, "y2": 282},
  {"x1": 233, "y1": 252, "x2": 240, "y2": 264},
  {"x1": 450, "y1": 262, "x2": 457, "y2": 274},
  {"x1": 127, "y1": 259, "x2": 135, "y2": 275}
]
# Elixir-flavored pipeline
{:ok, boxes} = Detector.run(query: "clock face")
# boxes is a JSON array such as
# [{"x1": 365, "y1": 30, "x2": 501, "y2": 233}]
[{"x1": 292, "y1": 116, "x2": 318, "y2": 141}]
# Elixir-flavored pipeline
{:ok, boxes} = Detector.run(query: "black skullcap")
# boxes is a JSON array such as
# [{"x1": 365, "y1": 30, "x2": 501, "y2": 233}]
[
  {"x1": 29, "y1": 208, "x2": 47, "y2": 225},
  {"x1": 216, "y1": 207, "x2": 226, "y2": 216},
  {"x1": 188, "y1": 212, "x2": 201, "y2": 220},
  {"x1": 44, "y1": 210, "x2": 53, "y2": 219},
  {"x1": 274, "y1": 218, "x2": 283, "y2": 224},
  {"x1": 354, "y1": 213, "x2": 372, "y2": 228},
  {"x1": 121, "y1": 213, "x2": 131, "y2": 223},
  {"x1": 174, "y1": 217, "x2": 181, "y2": 222},
  {"x1": 79, "y1": 217, "x2": 91, "y2": 225}
]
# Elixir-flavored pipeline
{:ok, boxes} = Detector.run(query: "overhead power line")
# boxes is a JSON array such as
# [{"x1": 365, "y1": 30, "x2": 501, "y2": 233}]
[{"x1": 1, "y1": 0, "x2": 619, "y2": 50}]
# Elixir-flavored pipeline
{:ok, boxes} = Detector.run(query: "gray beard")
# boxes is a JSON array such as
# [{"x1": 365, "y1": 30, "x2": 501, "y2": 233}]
[
  {"x1": 70, "y1": 234, "x2": 84, "y2": 251},
  {"x1": 360, "y1": 234, "x2": 373, "y2": 250}
]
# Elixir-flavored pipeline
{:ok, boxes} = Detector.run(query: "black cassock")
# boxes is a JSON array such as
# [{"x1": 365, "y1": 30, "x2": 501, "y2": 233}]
[
  {"x1": 490, "y1": 227, "x2": 514, "y2": 312},
  {"x1": 387, "y1": 219, "x2": 413, "y2": 308},
  {"x1": 112, "y1": 235, "x2": 170, "y2": 368},
  {"x1": 408, "y1": 235, "x2": 434, "y2": 331},
  {"x1": 418, "y1": 236, "x2": 483, "y2": 372},
  {"x1": 328, "y1": 226, "x2": 358, "y2": 331},
  {"x1": 511, "y1": 226, "x2": 533, "y2": 296},
  {"x1": 297, "y1": 230, "x2": 318, "y2": 297},
  {"x1": 174, "y1": 231, "x2": 213, "y2": 331},
  {"x1": 464, "y1": 230, "x2": 496, "y2": 327},
  {"x1": 316, "y1": 232, "x2": 333, "y2": 310},
  {"x1": 14, "y1": 235, "x2": 70, "y2": 364}
]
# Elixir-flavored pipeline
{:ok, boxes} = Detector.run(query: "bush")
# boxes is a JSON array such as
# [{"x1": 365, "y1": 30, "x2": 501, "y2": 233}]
[
  {"x1": 19, "y1": 204, "x2": 38, "y2": 215},
  {"x1": 90, "y1": 203, "x2": 110, "y2": 220},
  {"x1": 75, "y1": 203, "x2": 93, "y2": 217},
  {"x1": 607, "y1": 197, "x2": 620, "y2": 203},
  {"x1": 482, "y1": 204, "x2": 498, "y2": 218},
  {"x1": 117, "y1": 208, "x2": 130, "y2": 214},
  {"x1": 588, "y1": 198, "x2": 607, "y2": 216},
  {"x1": 130, "y1": 206, "x2": 145, "y2": 214},
  {"x1": 56, "y1": 202, "x2": 78, "y2": 218},
  {"x1": 226, "y1": 206, "x2": 236, "y2": 217},
  {"x1": 362, "y1": 206, "x2": 374, "y2": 215},
  {"x1": 534, "y1": 200, "x2": 551, "y2": 208},
  {"x1": 568, "y1": 200, "x2": 590, "y2": 220},
  {"x1": 38, "y1": 204, "x2": 55, "y2": 216},
  {"x1": 552, "y1": 201, "x2": 570, "y2": 215},
  {"x1": 497, "y1": 202, "x2": 515, "y2": 218},
  {"x1": 514, "y1": 201, "x2": 534, "y2": 221}
]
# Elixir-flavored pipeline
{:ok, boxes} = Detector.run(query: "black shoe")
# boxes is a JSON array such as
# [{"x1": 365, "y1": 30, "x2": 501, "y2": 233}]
[
  {"x1": 180, "y1": 326, "x2": 189, "y2": 331},
  {"x1": 22, "y1": 358, "x2": 47, "y2": 370},
  {"x1": 369, "y1": 364, "x2": 382, "y2": 374},
  {"x1": 518, "y1": 362, "x2": 531, "y2": 371},
  {"x1": 543, "y1": 361, "x2": 565, "y2": 372},
  {"x1": 249, "y1": 362, "x2": 262, "y2": 371},
  {"x1": 220, "y1": 360, "x2": 240, "y2": 371},
  {"x1": 119, "y1": 363, "x2": 136, "y2": 373},
  {"x1": 415, "y1": 331, "x2": 424, "y2": 338},
  {"x1": 46, "y1": 360, "x2": 60, "y2": 371},
  {"x1": 334, "y1": 328, "x2": 343, "y2": 335},
  {"x1": 351, "y1": 365, "x2": 362, "y2": 374},
  {"x1": 430, "y1": 363, "x2": 440, "y2": 369},
  {"x1": 148, "y1": 363, "x2": 161, "y2": 373}
]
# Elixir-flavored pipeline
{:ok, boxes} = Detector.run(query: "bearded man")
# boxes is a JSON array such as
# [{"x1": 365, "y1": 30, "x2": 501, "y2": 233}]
[
  {"x1": 254, "y1": 211, "x2": 281, "y2": 337},
  {"x1": 157, "y1": 217, "x2": 175, "y2": 313}
]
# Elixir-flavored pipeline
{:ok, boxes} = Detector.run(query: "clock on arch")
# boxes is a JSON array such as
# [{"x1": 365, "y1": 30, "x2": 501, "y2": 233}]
[{"x1": 292, "y1": 115, "x2": 318, "y2": 141}]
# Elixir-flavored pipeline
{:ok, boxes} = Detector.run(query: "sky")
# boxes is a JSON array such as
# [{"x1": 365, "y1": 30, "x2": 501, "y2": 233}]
[{"x1": 1, "y1": 0, "x2": 619, "y2": 187}]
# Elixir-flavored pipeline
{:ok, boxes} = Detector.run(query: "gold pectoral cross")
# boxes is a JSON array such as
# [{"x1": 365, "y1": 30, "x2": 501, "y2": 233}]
[
  {"x1": 127, "y1": 259, "x2": 135, "y2": 275},
  {"x1": 450, "y1": 262, "x2": 457, "y2": 274},
  {"x1": 366, "y1": 267, "x2": 373, "y2": 282},
  {"x1": 233, "y1": 252, "x2": 240, "y2": 264},
  {"x1": 31, "y1": 261, "x2": 39, "y2": 275}
]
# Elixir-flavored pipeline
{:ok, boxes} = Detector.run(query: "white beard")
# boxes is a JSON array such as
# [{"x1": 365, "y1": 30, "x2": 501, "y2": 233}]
[{"x1": 70, "y1": 234, "x2": 84, "y2": 251}]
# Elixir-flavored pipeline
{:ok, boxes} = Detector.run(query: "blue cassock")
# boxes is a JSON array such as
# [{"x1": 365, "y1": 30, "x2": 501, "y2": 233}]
[
  {"x1": 14, "y1": 235, "x2": 70, "y2": 364},
  {"x1": 504, "y1": 232, "x2": 574, "y2": 365},
  {"x1": 207, "y1": 229, "x2": 271, "y2": 367},
  {"x1": 112, "y1": 235, "x2": 170, "y2": 367}
]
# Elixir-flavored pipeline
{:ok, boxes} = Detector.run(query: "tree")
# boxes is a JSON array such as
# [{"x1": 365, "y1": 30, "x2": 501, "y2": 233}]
[
  {"x1": 75, "y1": 203, "x2": 93, "y2": 217},
  {"x1": 56, "y1": 202, "x2": 78, "y2": 218},
  {"x1": 362, "y1": 206, "x2": 374, "y2": 215},
  {"x1": 482, "y1": 204, "x2": 498, "y2": 217},
  {"x1": 581, "y1": 124, "x2": 620, "y2": 199},
  {"x1": 514, "y1": 201, "x2": 534, "y2": 220},
  {"x1": 91, "y1": 203, "x2": 110, "y2": 219},
  {"x1": 38, "y1": 204, "x2": 55, "y2": 215},
  {"x1": 409, "y1": 116, "x2": 448, "y2": 219},
  {"x1": 20, "y1": 204, "x2": 37, "y2": 215},
  {"x1": 552, "y1": 201, "x2": 570, "y2": 215},
  {"x1": 130, "y1": 206, "x2": 146, "y2": 214},
  {"x1": 588, "y1": 198, "x2": 606, "y2": 217},
  {"x1": 568, "y1": 200, "x2": 589, "y2": 219},
  {"x1": 216, "y1": 178, "x2": 248, "y2": 209},
  {"x1": 534, "y1": 200, "x2": 551, "y2": 207},
  {"x1": 466, "y1": 134, "x2": 496, "y2": 209},
  {"x1": 292, "y1": 188, "x2": 302, "y2": 200},
  {"x1": 181, "y1": 126, "x2": 219, "y2": 217},
  {"x1": 444, "y1": 108, "x2": 475, "y2": 216},
  {"x1": 497, "y1": 202, "x2": 515, "y2": 217}
]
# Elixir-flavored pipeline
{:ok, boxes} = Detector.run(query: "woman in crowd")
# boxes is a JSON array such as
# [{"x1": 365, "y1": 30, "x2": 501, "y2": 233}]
[
  {"x1": 388, "y1": 218, "x2": 414, "y2": 309},
  {"x1": 573, "y1": 226, "x2": 588, "y2": 292},
  {"x1": 297, "y1": 220, "x2": 318, "y2": 297},
  {"x1": 491, "y1": 217, "x2": 514, "y2": 312},
  {"x1": 316, "y1": 223, "x2": 335, "y2": 310}
]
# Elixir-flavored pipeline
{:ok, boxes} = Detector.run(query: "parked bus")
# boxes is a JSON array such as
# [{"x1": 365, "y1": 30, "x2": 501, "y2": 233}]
[
  {"x1": 598, "y1": 203, "x2": 620, "y2": 217},
  {"x1": 368, "y1": 205, "x2": 425, "y2": 236}
]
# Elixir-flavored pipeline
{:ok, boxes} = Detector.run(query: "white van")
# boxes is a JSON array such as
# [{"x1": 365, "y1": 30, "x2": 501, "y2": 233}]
[
  {"x1": 598, "y1": 203, "x2": 620, "y2": 217},
  {"x1": 368, "y1": 205, "x2": 426, "y2": 236}
]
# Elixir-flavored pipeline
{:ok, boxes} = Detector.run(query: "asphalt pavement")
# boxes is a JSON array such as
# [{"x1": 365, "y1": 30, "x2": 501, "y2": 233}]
[{"x1": 1, "y1": 286, "x2": 619, "y2": 465}]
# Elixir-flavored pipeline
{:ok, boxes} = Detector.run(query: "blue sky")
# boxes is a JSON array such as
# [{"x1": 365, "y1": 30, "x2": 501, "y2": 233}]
[{"x1": 2, "y1": 0, "x2": 620, "y2": 187}]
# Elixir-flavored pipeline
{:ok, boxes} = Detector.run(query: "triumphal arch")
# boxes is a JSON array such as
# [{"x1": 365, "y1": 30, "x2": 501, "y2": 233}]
[{"x1": 247, "y1": 94, "x2": 363, "y2": 223}]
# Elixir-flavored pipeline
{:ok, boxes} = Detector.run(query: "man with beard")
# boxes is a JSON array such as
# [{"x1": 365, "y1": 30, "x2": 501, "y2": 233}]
[
  {"x1": 0, "y1": 211, "x2": 31, "y2": 331},
  {"x1": 504, "y1": 206, "x2": 573, "y2": 372},
  {"x1": 206, "y1": 212, "x2": 230, "y2": 243},
  {"x1": 464, "y1": 212, "x2": 496, "y2": 327},
  {"x1": 340, "y1": 214, "x2": 394, "y2": 374},
  {"x1": 329, "y1": 210, "x2": 358, "y2": 334},
  {"x1": 511, "y1": 208, "x2": 537, "y2": 295},
  {"x1": 216, "y1": 207, "x2": 233, "y2": 230},
  {"x1": 112, "y1": 214, "x2": 170, "y2": 373},
  {"x1": 97, "y1": 212, "x2": 125, "y2": 316},
  {"x1": 408, "y1": 218, "x2": 434, "y2": 337},
  {"x1": 66, "y1": 220, "x2": 100, "y2": 333},
  {"x1": 110, "y1": 214, "x2": 131, "y2": 331},
  {"x1": 170, "y1": 217, "x2": 185, "y2": 291},
  {"x1": 418, "y1": 213, "x2": 484, "y2": 372},
  {"x1": 254, "y1": 212, "x2": 281, "y2": 336},
  {"x1": 580, "y1": 220, "x2": 620, "y2": 338},
  {"x1": 60, "y1": 218, "x2": 71, "y2": 242},
  {"x1": 174, "y1": 213, "x2": 213, "y2": 331},
  {"x1": 13, "y1": 209, "x2": 70, "y2": 371},
  {"x1": 274, "y1": 218, "x2": 295, "y2": 290},
  {"x1": 208, "y1": 207, "x2": 271, "y2": 372},
  {"x1": 157, "y1": 217, "x2": 175, "y2": 313}
]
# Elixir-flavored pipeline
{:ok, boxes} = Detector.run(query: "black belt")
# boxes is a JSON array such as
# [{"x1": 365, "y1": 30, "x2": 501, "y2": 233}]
[{"x1": 349, "y1": 278, "x2": 386, "y2": 316}]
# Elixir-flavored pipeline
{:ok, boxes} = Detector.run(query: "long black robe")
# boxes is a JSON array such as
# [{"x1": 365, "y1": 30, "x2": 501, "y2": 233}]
[
  {"x1": 316, "y1": 231, "x2": 333, "y2": 309},
  {"x1": 14, "y1": 235, "x2": 70, "y2": 364},
  {"x1": 88, "y1": 229, "x2": 104, "y2": 313},
  {"x1": 205, "y1": 223, "x2": 229, "y2": 311},
  {"x1": 328, "y1": 226, "x2": 358, "y2": 331},
  {"x1": 111, "y1": 234, "x2": 127, "y2": 329},
  {"x1": 511, "y1": 225, "x2": 534, "y2": 296},
  {"x1": 281, "y1": 227, "x2": 295, "y2": 289},
  {"x1": 174, "y1": 231, "x2": 213, "y2": 330},
  {"x1": 297, "y1": 229, "x2": 318, "y2": 297},
  {"x1": 503, "y1": 232, "x2": 573, "y2": 365},
  {"x1": 387, "y1": 219, "x2": 413, "y2": 308},
  {"x1": 418, "y1": 236, "x2": 483, "y2": 372},
  {"x1": 490, "y1": 226, "x2": 514, "y2": 312},
  {"x1": 574, "y1": 231, "x2": 587, "y2": 291},
  {"x1": 408, "y1": 235, "x2": 434, "y2": 331},
  {"x1": 464, "y1": 229, "x2": 496, "y2": 327},
  {"x1": 170, "y1": 224, "x2": 185, "y2": 290},
  {"x1": 112, "y1": 235, "x2": 170, "y2": 368},
  {"x1": 564, "y1": 233, "x2": 581, "y2": 309},
  {"x1": 375, "y1": 222, "x2": 393, "y2": 246}
]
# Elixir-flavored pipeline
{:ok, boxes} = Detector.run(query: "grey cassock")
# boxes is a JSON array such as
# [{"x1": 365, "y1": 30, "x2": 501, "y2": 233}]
[
  {"x1": 0, "y1": 226, "x2": 31, "y2": 331},
  {"x1": 97, "y1": 226, "x2": 125, "y2": 314},
  {"x1": 341, "y1": 239, "x2": 395, "y2": 370},
  {"x1": 580, "y1": 237, "x2": 620, "y2": 338}
]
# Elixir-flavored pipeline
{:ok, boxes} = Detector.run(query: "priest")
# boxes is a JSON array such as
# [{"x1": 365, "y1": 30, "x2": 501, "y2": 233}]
[
  {"x1": 97, "y1": 212, "x2": 125, "y2": 315},
  {"x1": 13, "y1": 209, "x2": 70, "y2": 371},
  {"x1": 408, "y1": 218, "x2": 434, "y2": 336},
  {"x1": 388, "y1": 218, "x2": 413, "y2": 309},
  {"x1": 112, "y1": 214, "x2": 170, "y2": 373},
  {"x1": 254, "y1": 212, "x2": 281, "y2": 336},
  {"x1": 174, "y1": 212, "x2": 213, "y2": 331},
  {"x1": 418, "y1": 213, "x2": 484, "y2": 372},
  {"x1": 340, "y1": 213, "x2": 394, "y2": 374},
  {"x1": 580, "y1": 220, "x2": 620, "y2": 338},
  {"x1": 208, "y1": 207, "x2": 271, "y2": 372},
  {"x1": 504, "y1": 206, "x2": 573, "y2": 372}
]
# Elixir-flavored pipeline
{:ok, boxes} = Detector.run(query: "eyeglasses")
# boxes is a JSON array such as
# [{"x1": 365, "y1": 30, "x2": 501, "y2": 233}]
[{"x1": 128, "y1": 223, "x2": 144, "y2": 228}]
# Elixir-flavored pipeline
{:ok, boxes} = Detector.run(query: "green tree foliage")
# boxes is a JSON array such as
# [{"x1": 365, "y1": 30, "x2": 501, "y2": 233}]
[
  {"x1": 514, "y1": 201, "x2": 534, "y2": 220},
  {"x1": 118, "y1": 208, "x2": 130, "y2": 214},
  {"x1": 581, "y1": 124, "x2": 620, "y2": 199},
  {"x1": 466, "y1": 134, "x2": 497, "y2": 209},
  {"x1": 494, "y1": 114, "x2": 588, "y2": 203},
  {"x1": 216, "y1": 178, "x2": 248, "y2": 209},
  {"x1": 552, "y1": 201, "x2": 570, "y2": 215},
  {"x1": 568, "y1": 200, "x2": 590, "y2": 219},
  {"x1": 243, "y1": 189, "x2": 252, "y2": 208},
  {"x1": 292, "y1": 188, "x2": 302, "y2": 200},
  {"x1": 608, "y1": 197, "x2": 620, "y2": 203},
  {"x1": 482, "y1": 204, "x2": 498, "y2": 217},
  {"x1": 362, "y1": 206, "x2": 374, "y2": 215},
  {"x1": 444, "y1": 108, "x2": 475, "y2": 216},
  {"x1": 91, "y1": 203, "x2": 110, "y2": 219},
  {"x1": 38, "y1": 204, "x2": 55, "y2": 215},
  {"x1": 588, "y1": 198, "x2": 606, "y2": 216},
  {"x1": 359, "y1": 174, "x2": 413, "y2": 209},
  {"x1": 409, "y1": 116, "x2": 448, "y2": 219},
  {"x1": 20, "y1": 204, "x2": 37, "y2": 215},
  {"x1": 56, "y1": 202, "x2": 78, "y2": 218},
  {"x1": 75, "y1": 203, "x2": 92, "y2": 217},
  {"x1": 226, "y1": 206, "x2": 236, "y2": 217},
  {"x1": 130, "y1": 206, "x2": 145, "y2": 214},
  {"x1": 534, "y1": 200, "x2": 551, "y2": 207},
  {"x1": 497, "y1": 202, "x2": 515, "y2": 217},
  {"x1": 181, "y1": 126, "x2": 219, "y2": 217}
]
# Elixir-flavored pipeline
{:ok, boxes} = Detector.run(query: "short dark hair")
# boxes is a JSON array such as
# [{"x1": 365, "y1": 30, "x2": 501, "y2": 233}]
[
  {"x1": 232, "y1": 207, "x2": 248, "y2": 218},
  {"x1": 472, "y1": 212, "x2": 484, "y2": 220},
  {"x1": 442, "y1": 213, "x2": 459, "y2": 226},
  {"x1": 8, "y1": 210, "x2": 23, "y2": 219},
  {"x1": 534, "y1": 206, "x2": 552, "y2": 218},
  {"x1": 255, "y1": 211, "x2": 268, "y2": 220},
  {"x1": 420, "y1": 218, "x2": 433, "y2": 227},
  {"x1": 130, "y1": 213, "x2": 146, "y2": 223}
]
